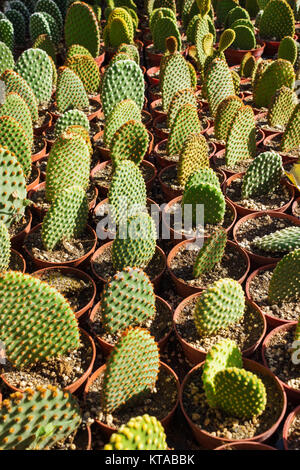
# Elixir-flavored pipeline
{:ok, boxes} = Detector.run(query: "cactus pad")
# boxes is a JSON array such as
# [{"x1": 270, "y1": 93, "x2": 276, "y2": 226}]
[
  {"x1": 267, "y1": 86, "x2": 298, "y2": 128},
  {"x1": 253, "y1": 226, "x2": 300, "y2": 253},
  {"x1": 0, "y1": 116, "x2": 32, "y2": 178},
  {"x1": 167, "y1": 104, "x2": 202, "y2": 157},
  {"x1": 161, "y1": 54, "x2": 192, "y2": 113},
  {"x1": 0, "y1": 92, "x2": 33, "y2": 147},
  {"x1": 66, "y1": 54, "x2": 100, "y2": 94},
  {"x1": 242, "y1": 151, "x2": 283, "y2": 198},
  {"x1": 177, "y1": 133, "x2": 210, "y2": 188},
  {"x1": 268, "y1": 249, "x2": 300, "y2": 303},
  {"x1": 193, "y1": 228, "x2": 227, "y2": 278},
  {"x1": 110, "y1": 120, "x2": 149, "y2": 168},
  {"x1": 65, "y1": 1, "x2": 100, "y2": 57},
  {"x1": 205, "y1": 58, "x2": 236, "y2": 117},
  {"x1": 259, "y1": 0, "x2": 295, "y2": 41},
  {"x1": 56, "y1": 66, "x2": 89, "y2": 114},
  {"x1": 54, "y1": 109, "x2": 89, "y2": 138},
  {"x1": 281, "y1": 103, "x2": 300, "y2": 152},
  {"x1": 1, "y1": 70, "x2": 39, "y2": 122},
  {"x1": 225, "y1": 105, "x2": 256, "y2": 167},
  {"x1": 167, "y1": 88, "x2": 197, "y2": 129},
  {"x1": 214, "y1": 95, "x2": 243, "y2": 141},
  {"x1": 104, "y1": 99, "x2": 141, "y2": 148},
  {"x1": 0, "y1": 221, "x2": 10, "y2": 272}
]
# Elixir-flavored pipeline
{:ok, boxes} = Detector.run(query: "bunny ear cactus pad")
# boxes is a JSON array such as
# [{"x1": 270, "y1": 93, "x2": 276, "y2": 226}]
[
  {"x1": 195, "y1": 15, "x2": 211, "y2": 71},
  {"x1": 10, "y1": 0, "x2": 30, "y2": 21},
  {"x1": 240, "y1": 52, "x2": 256, "y2": 78},
  {"x1": 112, "y1": 213, "x2": 157, "y2": 270},
  {"x1": 253, "y1": 226, "x2": 300, "y2": 253},
  {"x1": 193, "y1": 278, "x2": 245, "y2": 335},
  {"x1": 216, "y1": 0, "x2": 239, "y2": 25},
  {"x1": 167, "y1": 104, "x2": 202, "y2": 157},
  {"x1": 193, "y1": 228, "x2": 227, "y2": 278},
  {"x1": 278, "y1": 36, "x2": 298, "y2": 65},
  {"x1": 33, "y1": 34, "x2": 56, "y2": 64},
  {"x1": 0, "y1": 271, "x2": 81, "y2": 368},
  {"x1": 0, "y1": 41, "x2": 14, "y2": 75},
  {"x1": 182, "y1": 181, "x2": 225, "y2": 226},
  {"x1": 184, "y1": 167, "x2": 221, "y2": 192},
  {"x1": 242, "y1": 151, "x2": 283, "y2": 198},
  {"x1": 225, "y1": 5, "x2": 251, "y2": 26},
  {"x1": 117, "y1": 43, "x2": 140, "y2": 64},
  {"x1": 101, "y1": 59, "x2": 144, "y2": 119},
  {"x1": 108, "y1": 16, "x2": 133, "y2": 48},
  {"x1": 102, "y1": 327, "x2": 160, "y2": 414},
  {"x1": 45, "y1": 131, "x2": 90, "y2": 203},
  {"x1": 29, "y1": 12, "x2": 52, "y2": 43},
  {"x1": 0, "y1": 221, "x2": 10, "y2": 272},
  {"x1": 205, "y1": 58, "x2": 236, "y2": 118},
  {"x1": 1, "y1": 70, "x2": 39, "y2": 123},
  {"x1": 0, "y1": 19, "x2": 14, "y2": 51},
  {"x1": 0, "y1": 386, "x2": 81, "y2": 450},
  {"x1": 15, "y1": 48, "x2": 53, "y2": 106},
  {"x1": 104, "y1": 415, "x2": 167, "y2": 450},
  {"x1": 202, "y1": 339, "x2": 243, "y2": 407},
  {"x1": 161, "y1": 54, "x2": 192, "y2": 113},
  {"x1": 65, "y1": 54, "x2": 100, "y2": 94},
  {"x1": 167, "y1": 88, "x2": 197, "y2": 129},
  {"x1": 149, "y1": 7, "x2": 176, "y2": 31},
  {"x1": 232, "y1": 24, "x2": 256, "y2": 50},
  {"x1": 56, "y1": 67, "x2": 89, "y2": 114},
  {"x1": 64, "y1": 124, "x2": 92, "y2": 155},
  {"x1": 54, "y1": 109, "x2": 89, "y2": 138},
  {"x1": 153, "y1": 16, "x2": 181, "y2": 53},
  {"x1": 268, "y1": 249, "x2": 300, "y2": 303},
  {"x1": 281, "y1": 103, "x2": 300, "y2": 152},
  {"x1": 65, "y1": 1, "x2": 100, "y2": 57},
  {"x1": 214, "y1": 95, "x2": 243, "y2": 141},
  {"x1": 177, "y1": 133, "x2": 210, "y2": 187},
  {"x1": 35, "y1": 0, "x2": 63, "y2": 32},
  {"x1": 0, "y1": 92, "x2": 33, "y2": 147},
  {"x1": 267, "y1": 86, "x2": 298, "y2": 128},
  {"x1": 0, "y1": 116, "x2": 32, "y2": 178},
  {"x1": 225, "y1": 105, "x2": 256, "y2": 167},
  {"x1": 101, "y1": 267, "x2": 156, "y2": 334},
  {"x1": 110, "y1": 120, "x2": 149, "y2": 168},
  {"x1": 104, "y1": 99, "x2": 141, "y2": 148},
  {"x1": 5, "y1": 9, "x2": 26, "y2": 46},
  {"x1": 259, "y1": 0, "x2": 295, "y2": 41},
  {"x1": 66, "y1": 44, "x2": 93, "y2": 60},
  {"x1": 42, "y1": 185, "x2": 89, "y2": 250}
]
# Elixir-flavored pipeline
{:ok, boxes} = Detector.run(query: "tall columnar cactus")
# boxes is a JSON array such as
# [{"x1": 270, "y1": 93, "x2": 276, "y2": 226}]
[
  {"x1": 33, "y1": 34, "x2": 56, "y2": 63},
  {"x1": 259, "y1": 0, "x2": 295, "y2": 41},
  {"x1": 15, "y1": 48, "x2": 53, "y2": 106},
  {"x1": 0, "y1": 116, "x2": 32, "y2": 178},
  {"x1": 204, "y1": 58, "x2": 235, "y2": 118},
  {"x1": 267, "y1": 86, "x2": 298, "y2": 128},
  {"x1": 0, "y1": 271, "x2": 81, "y2": 368},
  {"x1": 54, "y1": 109, "x2": 90, "y2": 138},
  {"x1": 108, "y1": 160, "x2": 147, "y2": 224},
  {"x1": 253, "y1": 59, "x2": 295, "y2": 108},
  {"x1": 160, "y1": 53, "x2": 192, "y2": 113},
  {"x1": 253, "y1": 226, "x2": 300, "y2": 253},
  {"x1": 0, "y1": 92, "x2": 33, "y2": 147},
  {"x1": 177, "y1": 133, "x2": 210, "y2": 187},
  {"x1": 104, "y1": 99, "x2": 141, "y2": 148},
  {"x1": 225, "y1": 105, "x2": 256, "y2": 167},
  {"x1": 0, "y1": 386, "x2": 81, "y2": 450},
  {"x1": 112, "y1": 213, "x2": 157, "y2": 270},
  {"x1": 281, "y1": 103, "x2": 300, "y2": 152},
  {"x1": 194, "y1": 278, "x2": 245, "y2": 335},
  {"x1": 101, "y1": 267, "x2": 156, "y2": 334},
  {"x1": 0, "y1": 221, "x2": 11, "y2": 272},
  {"x1": 0, "y1": 18, "x2": 14, "y2": 51},
  {"x1": 278, "y1": 36, "x2": 298, "y2": 65},
  {"x1": 167, "y1": 104, "x2": 203, "y2": 156},
  {"x1": 5, "y1": 9, "x2": 26, "y2": 46},
  {"x1": 167, "y1": 88, "x2": 197, "y2": 129},
  {"x1": 102, "y1": 327, "x2": 160, "y2": 414},
  {"x1": 110, "y1": 120, "x2": 149, "y2": 168},
  {"x1": 1, "y1": 70, "x2": 39, "y2": 123},
  {"x1": 241, "y1": 151, "x2": 283, "y2": 198},
  {"x1": 45, "y1": 131, "x2": 90, "y2": 203},
  {"x1": 214, "y1": 95, "x2": 243, "y2": 141},
  {"x1": 35, "y1": 0, "x2": 63, "y2": 33},
  {"x1": 0, "y1": 41, "x2": 14, "y2": 75},
  {"x1": 193, "y1": 228, "x2": 227, "y2": 278},
  {"x1": 268, "y1": 249, "x2": 300, "y2": 303},
  {"x1": 65, "y1": 53, "x2": 101, "y2": 94},
  {"x1": 152, "y1": 14, "x2": 181, "y2": 52},
  {"x1": 56, "y1": 66, "x2": 89, "y2": 114},
  {"x1": 65, "y1": 1, "x2": 100, "y2": 57},
  {"x1": 42, "y1": 186, "x2": 89, "y2": 251},
  {"x1": 101, "y1": 59, "x2": 144, "y2": 119},
  {"x1": 104, "y1": 7, "x2": 134, "y2": 48},
  {"x1": 104, "y1": 415, "x2": 168, "y2": 450}
]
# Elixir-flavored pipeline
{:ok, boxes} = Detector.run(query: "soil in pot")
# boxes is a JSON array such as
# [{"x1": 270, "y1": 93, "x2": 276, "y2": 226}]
[
  {"x1": 85, "y1": 365, "x2": 178, "y2": 429},
  {"x1": 213, "y1": 145, "x2": 261, "y2": 174},
  {"x1": 225, "y1": 177, "x2": 291, "y2": 212},
  {"x1": 32, "y1": 135, "x2": 46, "y2": 155},
  {"x1": 1, "y1": 332, "x2": 93, "y2": 390},
  {"x1": 248, "y1": 267, "x2": 300, "y2": 322},
  {"x1": 34, "y1": 110, "x2": 51, "y2": 131},
  {"x1": 24, "y1": 226, "x2": 95, "y2": 264},
  {"x1": 8, "y1": 212, "x2": 31, "y2": 238},
  {"x1": 175, "y1": 298, "x2": 264, "y2": 355},
  {"x1": 9, "y1": 250, "x2": 25, "y2": 272},
  {"x1": 169, "y1": 243, "x2": 247, "y2": 288},
  {"x1": 91, "y1": 161, "x2": 154, "y2": 189},
  {"x1": 48, "y1": 98, "x2": 100, "y2": 119},
  {"x1": 285, "y1": 413, "x2": 300, "y2": 450},
  {"x1": 263, "y1": 325, "x2": 300, "y2": 391},
  {"x1": 182, "y1": 363, "x2": 284, "y2": 441},
  {"x1": 264, "y1": 133, "x2": 300, "y2": 159}
]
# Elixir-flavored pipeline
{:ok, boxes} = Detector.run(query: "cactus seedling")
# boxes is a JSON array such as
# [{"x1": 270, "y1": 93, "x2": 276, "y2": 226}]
[
  {"x1": 253, "y1": 226, "x2": 300, "y2": 253},
  {"x1": 241, "y1": 151, "x2": 283, "y2": 198},
  {"x1": 193, "y1": 228, "x2": 227, "y2": 278},
  {"x1": 268, "y1": 249, "x2": 300, "y2": 303}
]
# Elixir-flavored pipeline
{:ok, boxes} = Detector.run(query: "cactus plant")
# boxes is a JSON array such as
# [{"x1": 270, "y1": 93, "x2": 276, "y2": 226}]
[
  {"x1": 278, "y1": 36, "x2": 298, "y2": 65},
  {"x1": 54, "y1": 109, "x2": 90, "y2": 138},
  {"x1": 167, "y1": 88, "x2": 197, "y2": 129},
  {"x1": 281, "y1": 103, "x2": 300, "y2": 152},
  {"x1": 152, "y1": 14, "x2": 181, "y2": 52},
  {"x1": 214, "y1": 95, "x2": 243, "y2": 141},
  {"x1": 0, "y1": 116, "x2": 32, "y2": 178},
  {"x1": 10, "y1": 1, "x2": 30, "y2": 21},
  {"x1": 65, "y1": 53, "x2": 100, "y2": 94},
  {"x1": 268, "y1": 249, "x2": 300, "y2": 302},
  {"x1": 204, "y1": 58, "x2": 236, "y2": 117},
  {"x1": 149, "y1": 6, "x2": 176, "y2": 31},
  {"x1": 110, "y1": 120, "x2": 149, "y2": 168},
  {"x1": 0, "y1": 92, "x2": 33, "y2": 147},
  {"x1": 1, "y1": 70, "x2": 39, "y2": 123},
  {"x1": 177, "y1": 133, "x2": 210, "y2": 187},
  {"x1": 193, "y1": 228, "x2": 227, "y2": 278},
  {"x1": 259, "y1": 0, "x2": 295, "y2": 41},
  {"x1": 117, "y1": 43, "x2": 140, "y2": 64},
  {"x1": 216, "y1": 0, "x2": 239, "y2": 25},
  {"x1": 232, "y1": 24, "x2": 256, "y2": 49},
  {"x1": 102, "y1": 327, "x2": 160, "y2": 413},
  {"x1": 240, "y1": 52, "x2": 256, "y2": 77},
  {"x1": 56, "y1": 66, "x2": 89, "y2": 114},
  {"x1": 104, "y1": 7, "x2": 134, "y2": 48},
  {"x1": 30, "y1": 11, "x2": 60, "y2": 44},
  {"x1": 253, "y1": 226, "x2": 300, "y2": 253},
  {"x1": 5, "y1": 9, "x2": 26, "y2": 46},
  {"x1": 0, "y1": 18, "x2": 14, "y2": 51},
  {"x1": 112, "y1": 213, "x2": 157, "y2": 270},
  {"x1": 242, "y1": 151, "x2": 283, "y2": 198},
  {"x1": 35, "y1": 0, "x2": 63, "y2": 32},
  {"x1": 0, "y1": 221, "x2": 11, "y2": 272},
  {"x1": 65, "y1": 1, "x2": 100, "y2": 57},
  {"x1": 225, "y1": 5, "x2": 251, "y2": 26},
  {"x1": 225, "y1": 105, "x2": 256, "y2": 167},
  {"x1": 33, "y1": 33, "x2": 56, "y2": 63},
  {"x1": 0, "y1": 270, "x2": 81, "y2": 368},
  {"x1": 0, "y1": 41, "x2": 14, "y2": 75},
  {"x1": 267, "y1": 86, "x2": 298, "y2": 128},
  {"x1": 184, "y1": 167, "x2": 221, "y2": 192},
  {"x1": 0, "y1": 386, "x2": 81, "y2": 450},
  {"x1": 160, "y1": 52, "x2": 192, "y2": 113},
  {"x1": 104, "y1": 415, "x2": 167, "y2": 450},
  {"x1": 167, "y1": 103, "x2": 203, "y2": 156},
  {"x1": 101, "y1": 267, "x2": 156, "y2": 334},
  {"x1": 104, "y1": 99, "x2": 141, "y2": 148}
]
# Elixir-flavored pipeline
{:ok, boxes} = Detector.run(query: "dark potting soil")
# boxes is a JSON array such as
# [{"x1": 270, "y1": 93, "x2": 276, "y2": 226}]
[
  {"x1": 286, "y1": 414, "x2": 300, "y2": 450},
  {"x1": 26, "y1": 166, "x2": 38, "y2": 186},
  {"x1": 25, "y1": 226, "x2": 95, "y2": 263},
  {"x1": 89, "y1": 296, "x2": 172, "y2": 345},
  {"x1": 32, "y1": 135, "x2": 45, "y2": 154},
  {"x1": 1, "y1": 333, "x2": 92, "y2": 390},
  {"x1": 9, "y1": 250, "x2": 24, "y2": 272},
  {"x1": 225, "y1": 178, "x2": 291, "y2": 211},
  {"x1": 142, "y1": 110, "x2": 152, "y2": 127},
  {"x1": 264, "y1": 326, "x2": 300, "y2": 391},
  {"x1": 264, "y1": 133, "x2": 300, "y2": 159},
  {"x1": 44, "y1": 126, "x2": 56, "y2": 142},
  {"x1": 90, "y1": 119, "x2": 105, "y2": 139},
  {"x1": 175, "y1": 298, "x2": 264, "y2": 353},
  {"x1": 182, "y1": 365, "x2": 283, "y2": 440},
  {"x1": 213, "y1": 151, "x2": 254, "y2": 174},
  {"x1": 294, "y1": 203, "x2": 300, "y2": 218},
  {"x1": 34, "y1": 269, "x2": 94, "y2": 313},
  {"x1": 248, "y1": 268, "x2": 300, "y2": 322},
  {"x1": 34, "y1": 110, "x2": 50, "y2": 129},
  {"x1": 170, "y1": 243, "x2": 247, "y2": 288},
  {"x1": 92, "y1": 244, "x2": 165, "y2": 282},
  {"x1": 235, "y1": 214, "x2": 297, "y2": 257},
  {"x1": 84, "y1": 366, "x2": 178, "y2": 429},
  {"x1": 8, "y1": 212, "x2": 30, "y2": 238},
  {"x1": 92, "y1": 161, "x2": 154, "y2": 189}
]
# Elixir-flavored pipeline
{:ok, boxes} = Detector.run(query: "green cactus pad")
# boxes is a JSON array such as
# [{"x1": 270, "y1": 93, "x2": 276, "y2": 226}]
[
  {"x1": 0, "y1": 386, "x2": 81, "y2": 450},
  {"x1": 56, "y1": 66, "x2": 89, "y2": 114},
  {"x1": 184, "y1": 167, "x2": 221, "y2": 192},
  {"x1": 102, "y1": 327, "x2": 160, "y2": 413},
  {"x1": 10, "y1": 1, "x2": 30, "y2": 21},
  {"x1": 36, "y1": 0, "x2": 63, "y2": 32},
  {"x1": 259, "y1": 0, "x2": 295, "y2": 41},
  {"x1": 117, "y1": 43, "x2": 140, "y2": 64},
  {"x1": 225, "y1": 105, "x2": 256, "y2": 167},
  {"x1": 232, "y1": 24, "x2": 256, "y2": 50},
  {"x1": 267, "y1": 86, "x2": 298, "y2": 128},
  {"x1": 54, "y1": 109, "x2": 90, "y2": 138},
  {"x1": 33, "y1": 34, "x2": 56, "y2": 63},
  {"x1": 281, "y1": 103, "x2": 300, "y2": 152},
  {"x1": 0, "y1": 41, "x2": 14, "y2": 75},
  {"x1": 66, "y1": 53, "x2": 101, "y2": 94},
  {"x1": 268, "y1": 249, "x2": 300, "y2": 303},
  {"x1": 150, "y1": 7, "x2": 176, "y2": 31},
  {"x1": 193, "y1": 228, "x2": 227, "y2": 278},
  {"x1": 195, "y1": 15, "x2": 211, "y2": 70},
  {"x1": 153, "y1": 16, "x2": 181, "y2": 52},
  {"x1": 0, "y1": 92, "x2": 33, "y2": 147},
  {"x1": 108, "y1": 7, "x2": 134, "y2": 42},
  {"x1": 104, "y1": 99, "x2": 141, "y2": 148},
  {"x1": 161, "y1": 54, "x2": 192, "y2": 113},
  {"x1": 253, "y1": 226, "x2": 300, "y2": 253},
  {"x1": 214, "y1": 95, "x2": 243, "y2": 141},
  {"x1": 0, "y1": 19, "x2": 14, "y2": 51},
  {"x1": 65, "y1": 1, "x2": 100, "y2": 57},
  {"x1": 109, "y1": 16, "x2": 133, "y2": 48},
  {"x1": 29, "y1": 12, "x2": 52, "y2": 43},
  {"x1": 1, "y1": 70, "x2": 39, "y2": 123},
  {"x1": 0, "y1": 116, "x2": 32, "y2": 178},
  {"x1": 66, "y1": 44, "x2": 93, "y2": 60},
  {"x1": 242, "y1": 151, "x2": 283, "y2": 198},
  {"x1": 0, "y1": 221, "x2": 10, "y2": 272},
  {"x1": 0, "y1": 271, "x2": 81, "y2": 368},
  {"x1": 177, "y1": 133, "x2": 210, "y2": 188},
  {"x1": 226, "y1": 5, "x2": 251, "y2": 26},
  {"x1": 101, "y1": 267, "x2": 156, "y2": 334},
  {"x1": 205, "y1": 58, "x2": 236, "y2": 118},
  {"x1": 167, "y1": 88, "x2": 197, "y2": 129},
  {"x1": 167, "y1": 104, "x2": 202, "y2": 157},
  {"x1": 278, "y1": 36, "x2": 298, "y2": 65},
  {"x1": 240, "y1": 52, "x2": 256, "y2": 78},
  {"x1": 182, "y1": 180, "x2": 226, "y2": 226},
  {"x1": 110, "y1": 120, "x2": 149, "y2": 168},
  {"x1": 5, "y1": 9, "x2": 25, "y2": 46}
]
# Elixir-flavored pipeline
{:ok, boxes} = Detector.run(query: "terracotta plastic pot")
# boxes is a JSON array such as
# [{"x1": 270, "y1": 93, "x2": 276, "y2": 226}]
[
  {"x1": 262, "y1": 36, "x2": 298, "y2": 56},
  {"x1": 282, "y1": 405, "x2": 300, "y2": 450},
  {"x1": 34, "y1": 112, "x2": 52, "y2": 136},
  {"x1": 262, "y1": 323, "x2": 300, "y2": 403},
  {"x1": 1, "y1": 328, "x2": 96, "y2": 395},
  {"x1": 88, "y1": 295, "x2": 172, "y2": 355},
  {"x1": 32, "y1": 266, "x2": 97, "y2": 320},
  {"x1": 263, "y1": 133, "x2": 298, "y2": 163},
  {"x1": 180, "y1": 358, "x2": 287, "y2": 449},
  {"x1": 149, "y1": 99, "x2": 166, "y2": 119},
  {"x1": 215, "y1": 442, "x2": 276, "y2": 450},
  {"x1": 10, "y1": 208, "x2": 32, "y2": 250},
  {"x1": 292, "y1": 197, "x2": 300, "y2": 219},
  {"x1": 83, "y1": 361, "x2": 180, "y2": 438},
  {"x1": 26, "y1": 166, "x2": 40, "y2": 192},
  {"x1": 23, "y1": 223, "x2": 97, "y2": 269},
  {"x1": 233, "y1": 211, "x2": 300, "y2": 266},
  {"x1": 95, "y1": 50, "x2": 105, "y2": 67},
  {"x1": 32, "y1": 137, "x2": 47, "y2": 163},
  {"x1": 174, "y1": 295, "x2": 265, "y2": 364},
  {"x1": 11, "y1": 249, "x2": 26, "y2": 273},
  {"x1": 145, "y1": 44, "x2": 164, "y2": 66},
  {"x1": 224, "y1": 173, "x2": 295, "y2": 217},
  {"x1": 167, "y1": 238, "x2": 250, "y2": 298},
  {"x1": 90, "y1": 241, "x2": 166, "y2": 291},
  {"x1": 146, "y1": 66, "x2": 160, "y2": 86},
  {"x1": 224, "y1": 41, "x2": 265, "y2": 66}
]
